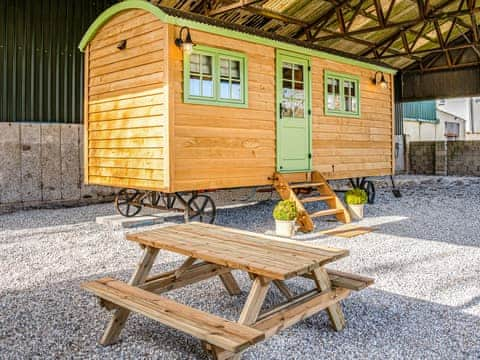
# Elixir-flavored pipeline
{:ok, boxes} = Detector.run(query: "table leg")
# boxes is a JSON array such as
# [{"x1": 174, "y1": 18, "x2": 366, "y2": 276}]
[
  {"x1": 312, "y1": 267, "x2": 346, "y2": 331},
  {"x1": 219, "y1": 272, "x2": 241, "y2": 296},
  {"x1": 100, "y1": 247, "x2": 159, "y2": 345},
  {"x1": 211, "y1": 275, "x2": 271, "y2": 360},
  {"x1": 238, "y1": 276, "x2": 271, "y2": 325}
]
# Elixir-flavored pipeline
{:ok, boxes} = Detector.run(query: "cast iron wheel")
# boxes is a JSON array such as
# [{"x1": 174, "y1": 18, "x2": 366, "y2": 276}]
[
  {"x1": 363, "y1": 180, "x2": 376, "y2": 204},
  {"x1": 115, "y1": 188, "x2": 142, "y2": 217},
  {"x1": 148, "y1": 191, "x2": 161, "y2": 207},
  {"x1": 163, "y1": 193, "x2": 177, "y2": 209},
  {"x1": 185, "y1": 194, "x2": 216, "y2": 224}
]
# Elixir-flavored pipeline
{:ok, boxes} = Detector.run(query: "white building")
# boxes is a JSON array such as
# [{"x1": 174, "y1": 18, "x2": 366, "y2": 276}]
[
  {"x1": 403, "y1": 100, "x2": 467, "y2": 142},
  {"x1": 437, "y1": 97, "x2": 480, "y2": 139}
]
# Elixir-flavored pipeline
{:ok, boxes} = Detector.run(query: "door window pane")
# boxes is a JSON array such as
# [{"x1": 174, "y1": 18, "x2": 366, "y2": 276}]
[{"x1": 293, "y1": 64, "x2": 303, "y2": 82}]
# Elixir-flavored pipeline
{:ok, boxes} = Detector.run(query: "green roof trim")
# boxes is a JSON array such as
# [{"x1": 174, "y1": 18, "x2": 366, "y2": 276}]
[{"x1": 78, "y1": 0, "x2": 397, "y2": 75}]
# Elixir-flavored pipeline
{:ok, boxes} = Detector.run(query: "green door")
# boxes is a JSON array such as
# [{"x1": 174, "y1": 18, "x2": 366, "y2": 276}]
[{"x1": 276, "y1": 50, "x2": 312, "y2": 172}]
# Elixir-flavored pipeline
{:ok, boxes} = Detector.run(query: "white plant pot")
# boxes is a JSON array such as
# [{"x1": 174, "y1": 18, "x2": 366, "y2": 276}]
[
  {"x1": 275, "y1": 220, "x2": 296, "y2": 237},
  {"x1": 347, "y1": 204, "x2": 365, "y2": 220}
]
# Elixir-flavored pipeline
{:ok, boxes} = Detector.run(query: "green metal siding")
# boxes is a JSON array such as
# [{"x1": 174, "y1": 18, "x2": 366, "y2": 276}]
[
  {"x1": 403, "y1": 100, "x2": 438, "y2": 123},
  {"x1": 0, "y1": 0, "x2": 115, "y2": 124}
]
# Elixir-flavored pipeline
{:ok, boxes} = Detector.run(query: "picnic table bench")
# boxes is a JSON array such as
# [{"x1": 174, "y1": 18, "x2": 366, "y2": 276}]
[{"x1": 82, "y1": 223, "x2": 373, "y2": 359}]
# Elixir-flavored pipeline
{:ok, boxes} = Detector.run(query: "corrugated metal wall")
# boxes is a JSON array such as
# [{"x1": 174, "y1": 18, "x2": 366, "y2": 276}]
[
  {"x1": 0, "y1": 0, "x2": 115, "y2": 124},
  {"x1": 403, "y1": 101, "x2": 438, "y2": 123},
  {"x1": 401, "y1": 67, "x2": 480, "y2": 102},
  {"x1": 394, "y1": 73, "x2": 403, "y2": 135}
]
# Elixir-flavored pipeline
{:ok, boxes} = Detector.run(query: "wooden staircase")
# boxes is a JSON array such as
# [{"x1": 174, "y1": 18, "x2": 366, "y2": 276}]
[{"x1": 273, "y1": 171, "x2": 351, "y2": 232}]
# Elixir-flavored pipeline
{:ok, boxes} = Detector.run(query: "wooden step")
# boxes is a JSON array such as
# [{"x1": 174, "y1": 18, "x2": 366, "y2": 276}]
[
  {"x1": 300, "y1": 195, "x2": 334, "y2": 204},
  {"x1": 309, "y1": 208, "x2": 344, "y2": 218},
  {"x1": 289, "y1": 182, "x2": 324, "y2": 189},
  {"x1": 82, "y1": 278, "x2": 265, "y2": 353}
]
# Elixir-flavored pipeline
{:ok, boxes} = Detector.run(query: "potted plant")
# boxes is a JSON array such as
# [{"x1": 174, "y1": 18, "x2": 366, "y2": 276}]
[
  {"x1": 273, "y1": 200, "x2": 297, "y2": 237},
  {"x1": 344, "y1": 188, "x2": 368, "y2": 220}
]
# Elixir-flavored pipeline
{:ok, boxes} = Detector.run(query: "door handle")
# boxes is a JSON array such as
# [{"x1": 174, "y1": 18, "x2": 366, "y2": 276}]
[{"x1": 279, "y1": 103, "x2": 283, "y2": 119}]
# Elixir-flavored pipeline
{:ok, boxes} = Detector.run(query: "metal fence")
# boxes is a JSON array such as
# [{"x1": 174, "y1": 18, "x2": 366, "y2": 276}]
[{"x1": 0, "y1": 0, "x2": 115, "y2": 124}]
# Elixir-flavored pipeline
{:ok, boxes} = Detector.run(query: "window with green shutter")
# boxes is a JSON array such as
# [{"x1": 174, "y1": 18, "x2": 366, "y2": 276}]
[
  {"x1": 184, "y1": 45, "x2": 248, "y2": 108},
  {"x1": 324, "y1": 71, "x2": 360, "y2": 117}
]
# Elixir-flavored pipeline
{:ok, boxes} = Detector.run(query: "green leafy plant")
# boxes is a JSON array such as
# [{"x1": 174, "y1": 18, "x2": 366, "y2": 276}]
[
  {"x1": 344, "y1": 188, "x2": 368, "y2": 205},
  {"x1": 273, "y1": 200, "x2": 297, "y2": 221}
]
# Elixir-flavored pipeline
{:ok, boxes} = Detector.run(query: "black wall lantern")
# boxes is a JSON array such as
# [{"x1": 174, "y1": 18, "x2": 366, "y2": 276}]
[
  {"x1": 373, "y1": 71, "x2": 388, "y2": 89},
  {"x1": 175, "y1": 26, "x2": 194, "y2": 55}
]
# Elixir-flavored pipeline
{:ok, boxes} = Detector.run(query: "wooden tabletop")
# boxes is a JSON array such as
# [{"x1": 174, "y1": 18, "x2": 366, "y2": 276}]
[{"x1": 126, "y1": 223, "x2": 349, "y2": 280}]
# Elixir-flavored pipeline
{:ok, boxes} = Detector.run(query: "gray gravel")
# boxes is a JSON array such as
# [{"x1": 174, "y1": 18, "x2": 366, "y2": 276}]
[{"x1": 1, "y1": 175, "x2": 480, "y2": 359}]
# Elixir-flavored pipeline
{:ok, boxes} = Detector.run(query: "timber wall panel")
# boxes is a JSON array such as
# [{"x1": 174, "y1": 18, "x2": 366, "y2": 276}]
[
  {"x1": 311, "y1": 58, "x2": 393, "y2": 179},
  {"x1": 169, "y1": 27, "x2": 393, "y2": 191},
  {"x1": 85, "y1": 10, "x2": 168, "y2": 191},
  {"x1": 170, "y1": 27, "x2": 276, "y2": 192}
]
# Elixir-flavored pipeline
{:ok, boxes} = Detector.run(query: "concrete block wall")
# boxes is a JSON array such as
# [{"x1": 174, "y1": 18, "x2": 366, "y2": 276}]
[
  {"x1": 409, "y1": 140, "x2": 480, "y2": 176},
  {"x1": 0, "y1": 123, "x2": 114, "y2": 212}
]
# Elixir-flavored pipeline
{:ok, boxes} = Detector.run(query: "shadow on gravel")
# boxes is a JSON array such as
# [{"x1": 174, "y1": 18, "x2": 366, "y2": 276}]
[{"x1": 1, "y1": 265, "x2": 480, "y2": 359}]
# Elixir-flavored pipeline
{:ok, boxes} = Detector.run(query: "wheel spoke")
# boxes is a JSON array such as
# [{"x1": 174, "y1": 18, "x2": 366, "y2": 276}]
[{"x1": 200, "y1": 198, "x2": 209, "y2": 212}]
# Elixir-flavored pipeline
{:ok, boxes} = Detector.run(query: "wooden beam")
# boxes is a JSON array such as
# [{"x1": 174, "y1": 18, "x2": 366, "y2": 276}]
[
  {"x1": 336, "y1": 7, "x2": 346, "y2": 33},
  {"x1": 374, "y1": 0, "x2": 385, "y2": 27},
  {"x1": 378, "y1": 41, "x2": 480, "y2": 59},
  {"x1": 315, "y1": 4, "x2": 480, "y2": 42},
  {"x1": 434, "y1": 19, "x2": 453, "y2": 66},
  {"x1": 417, "y1": 0, "x2": 426, "y2": 19},
  {"x1": 401, "y1": 32, "x2": 410, "y2": 53},
  {"x1": 208, "y1": 0, "x2": 263, "y2": 16},
  {"x1": 243, "y1": 5, "x2": 308, "y2": 26},
  {"x1": 385, "y1": 0, "x2": 397, "y2": 23},
  {"x1": 346, "y1": 2, "x2": 363, "y2": 31},
  {"x1": 294, "y1": 0, "x2": 350, "y2": 39},
  {"x1": 412, "y1": 60, "x2": 480, "y2": 72}
]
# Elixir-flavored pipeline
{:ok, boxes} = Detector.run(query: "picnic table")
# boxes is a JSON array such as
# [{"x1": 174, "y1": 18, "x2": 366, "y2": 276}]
[{"x1": 83, "y1": 223, "x2": 373, "y2": 359}]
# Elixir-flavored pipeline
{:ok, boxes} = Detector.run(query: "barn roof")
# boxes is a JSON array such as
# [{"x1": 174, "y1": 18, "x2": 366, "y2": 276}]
[
  {"x1": 157, "y1": 0, "x2": 480, "y2": 74},
  {"x1": 81, "y1": 0, "x2": 480, "y2": 74}
]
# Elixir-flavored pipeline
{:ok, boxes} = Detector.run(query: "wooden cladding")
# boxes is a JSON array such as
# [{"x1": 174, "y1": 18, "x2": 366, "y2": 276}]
[
  {"x1": 85, "y1": 9, "x2": 168, "y2": 191},
  {"x1": 84, "y1": 10, "x2": 393, "y2": 193}
]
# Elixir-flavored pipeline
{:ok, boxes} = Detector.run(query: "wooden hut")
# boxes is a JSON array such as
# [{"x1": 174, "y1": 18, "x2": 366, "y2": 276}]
[{"x1": 79, "y1": 0, "x2": 396, "y2": 231}]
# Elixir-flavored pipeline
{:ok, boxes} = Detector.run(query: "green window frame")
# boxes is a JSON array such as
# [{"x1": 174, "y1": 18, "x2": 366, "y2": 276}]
[
  {"x1": 184, "y1": 45, "x2": 248, "y2": 108},
  {"x1": 324, "y1": 70, "x2": 360, "y2": 118}
]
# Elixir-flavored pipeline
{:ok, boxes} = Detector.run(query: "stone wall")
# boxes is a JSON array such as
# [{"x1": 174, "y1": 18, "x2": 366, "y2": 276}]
[
  {"x1": 447, "y1": 141, "x2": 480, "y2": 176},
  {"x1": 409, "y1": 140, "x2": 480, "y2": 176},
  {"x1": 409, "y1": 141, "x2": 436, "y2": 175},
  {"x1": 0, "y1": 123, "x2": 114, "y2": 213}
]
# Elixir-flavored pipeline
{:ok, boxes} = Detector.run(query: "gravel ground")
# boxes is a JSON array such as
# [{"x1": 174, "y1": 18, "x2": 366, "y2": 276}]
[{"x1": 1, "y1": 175, "x2": 480, "y2": 359}]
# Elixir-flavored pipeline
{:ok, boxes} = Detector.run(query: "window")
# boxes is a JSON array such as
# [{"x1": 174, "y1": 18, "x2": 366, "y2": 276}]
[
  {"x1": 324, "y1": 71, "x2": 360, "y2": 117},
  {"x1": 445, "y1": 121, "x2": 460, "y2": 137},
  {"x1": 184, "y1": 45, "x2": 247, "y2": 107}
]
